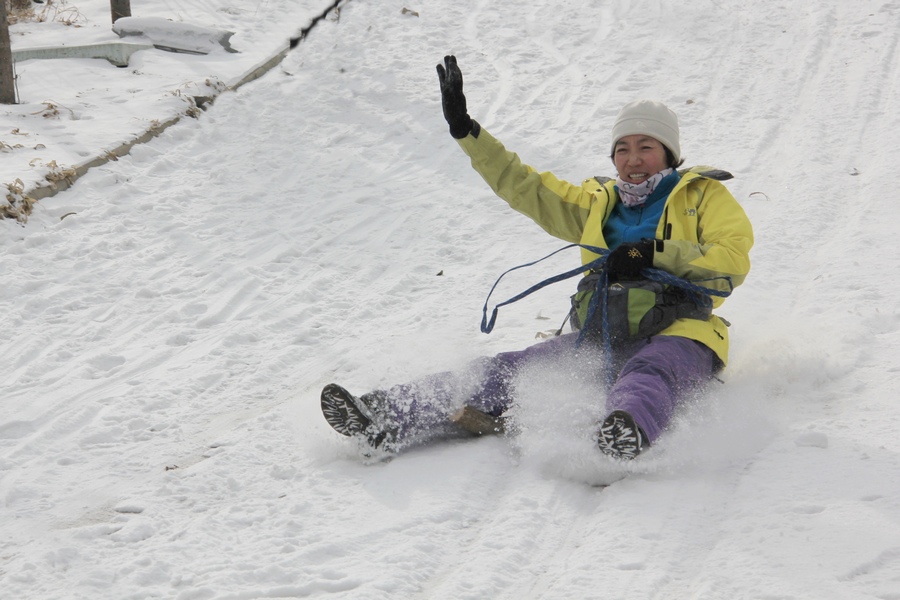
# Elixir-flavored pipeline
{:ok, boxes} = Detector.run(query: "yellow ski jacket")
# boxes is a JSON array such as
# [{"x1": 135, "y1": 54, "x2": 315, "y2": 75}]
[{"x1": 457, "y1": 125, "x2": 753, "y2": 365}]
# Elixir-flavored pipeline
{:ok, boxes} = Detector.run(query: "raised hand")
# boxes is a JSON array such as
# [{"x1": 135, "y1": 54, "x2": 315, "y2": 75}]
[{"x1": 436, "y1": 55, "x2": 473, "y2": 139}]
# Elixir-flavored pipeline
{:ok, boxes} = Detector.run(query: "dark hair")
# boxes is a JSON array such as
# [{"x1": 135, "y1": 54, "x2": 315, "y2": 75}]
[{"x1": 665, "y1": 147, "x2": 685, "y2": 169}]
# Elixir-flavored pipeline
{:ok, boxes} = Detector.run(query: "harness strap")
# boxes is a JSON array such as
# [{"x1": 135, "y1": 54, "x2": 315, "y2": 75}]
[
  {"x1": 481, "y1": 245, "x2": 734, "y2": 341},
  {"x1": 480, "y1": 244, "x2": 608, "y2": 334},
  {"x1": 480, "y1": 244, "x2": 735, "y2": 387}
]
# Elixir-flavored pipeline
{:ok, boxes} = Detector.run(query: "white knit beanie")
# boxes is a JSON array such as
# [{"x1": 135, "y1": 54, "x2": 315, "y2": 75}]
[{"x1": 610, "y1": 100, "x2": 681, "y2": 164}]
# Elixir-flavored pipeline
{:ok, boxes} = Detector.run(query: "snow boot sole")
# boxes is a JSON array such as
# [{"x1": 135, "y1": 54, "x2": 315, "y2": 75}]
[
  {"x1": 597, "y1": 410, "x2": 647, "y2": 460},
  {"x1": 321, "y1": 383, "x2": 375, "y2": 437}
]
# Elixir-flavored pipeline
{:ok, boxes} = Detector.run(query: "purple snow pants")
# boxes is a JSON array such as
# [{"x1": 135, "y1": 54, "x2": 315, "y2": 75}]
[{"x1": 373, "y1": 333, "x2": 718, "y2": 448}]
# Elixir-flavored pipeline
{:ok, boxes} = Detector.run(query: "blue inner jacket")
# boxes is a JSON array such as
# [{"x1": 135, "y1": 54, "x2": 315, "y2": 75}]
[{"x1": 603, "y1": 171, "x2": 681, "y2": 250}]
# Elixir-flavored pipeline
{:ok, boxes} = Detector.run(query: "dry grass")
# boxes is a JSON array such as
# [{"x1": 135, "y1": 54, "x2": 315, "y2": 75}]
[
  {"x1": 6, "y1": 0, "x2": 85, "y2": 26},
  {"x1": 2, "y1": 157, "x2": 77, "y2": 222},
  {"x1": 3, "y1": 178, "x2": 36, "y2": 222},
  {"x1": 6, "y1": 0, "x2": 33, "y2": 23}
]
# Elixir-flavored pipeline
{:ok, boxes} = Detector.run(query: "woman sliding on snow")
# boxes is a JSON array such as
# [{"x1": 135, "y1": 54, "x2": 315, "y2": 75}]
[{"x1": 320, "y1": 55, "x2": 753, "y2": 460}]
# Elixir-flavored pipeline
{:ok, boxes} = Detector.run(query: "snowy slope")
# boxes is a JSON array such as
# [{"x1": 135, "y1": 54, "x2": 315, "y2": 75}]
[{"x1": 2, "y1": 0, "x2": 900, "y2": 598}]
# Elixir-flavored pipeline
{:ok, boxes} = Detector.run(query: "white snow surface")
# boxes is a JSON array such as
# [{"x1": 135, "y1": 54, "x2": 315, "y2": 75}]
[{"x1": 2, "y1": 0, "x2": 900, "y2": 598}]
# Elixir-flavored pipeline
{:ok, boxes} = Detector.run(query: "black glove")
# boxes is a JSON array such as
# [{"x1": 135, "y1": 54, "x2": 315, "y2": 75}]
[
  {"x1": 606, "y1": 240, "x2": 655, "y2": 278},
  {"x1": 436, "y1": 55, "x2": 474, "y2": 139}
]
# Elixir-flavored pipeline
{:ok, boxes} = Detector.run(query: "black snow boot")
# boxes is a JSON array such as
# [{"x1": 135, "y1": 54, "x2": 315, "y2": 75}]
[
  {"x1": 597, "y1": 410, "x2": 647, "y2": 460},
  {"x1": 320, "y1": 383, "x2": 396, "y2": 450}
]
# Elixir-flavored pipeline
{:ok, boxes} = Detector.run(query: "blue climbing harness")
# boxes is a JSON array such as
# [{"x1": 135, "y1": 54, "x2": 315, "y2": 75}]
[{"x1": 480, "y1": 244, "x2": 734, "y2": 354}]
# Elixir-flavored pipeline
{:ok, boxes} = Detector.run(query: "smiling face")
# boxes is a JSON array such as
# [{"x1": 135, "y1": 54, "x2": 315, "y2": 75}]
[{"x1": 612, "y1": 135, "x2": 669, "y2": 184}]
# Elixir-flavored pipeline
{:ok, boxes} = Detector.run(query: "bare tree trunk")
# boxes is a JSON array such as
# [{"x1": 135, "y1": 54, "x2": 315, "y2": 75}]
[
  {"x1": 0, "y1": 1, "x2": 17, "y2": 104},
  {"x1": 110, "y1": 0, "x2": 131, "y2": 24}
]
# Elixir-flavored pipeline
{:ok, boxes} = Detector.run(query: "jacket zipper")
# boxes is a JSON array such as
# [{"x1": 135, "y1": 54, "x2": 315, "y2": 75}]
[{"x1": 662, "y1": 205, "x2": 672, "y2": 240}]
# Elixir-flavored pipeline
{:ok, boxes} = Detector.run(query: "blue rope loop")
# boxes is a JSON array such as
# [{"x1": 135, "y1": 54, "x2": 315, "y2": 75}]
[
  {"x1": 481, "y1": 244, "x2": 734, "y2": 343},
  {"x1": 480, "y1": 244, "x2": 608, "y2": 334}
]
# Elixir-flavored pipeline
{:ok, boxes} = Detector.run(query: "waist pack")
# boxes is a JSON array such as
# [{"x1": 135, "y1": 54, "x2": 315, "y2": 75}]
[{"x1": 569, "y1": 273, "x2": 712, "y2": 347}]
